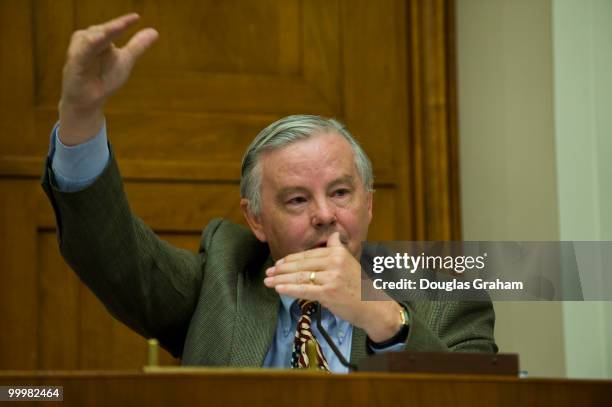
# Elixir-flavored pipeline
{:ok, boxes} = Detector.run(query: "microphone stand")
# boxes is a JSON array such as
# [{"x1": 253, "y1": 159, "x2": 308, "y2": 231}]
[{"x1": 315, "y1": 303, "x2": 358, "y2": 372}]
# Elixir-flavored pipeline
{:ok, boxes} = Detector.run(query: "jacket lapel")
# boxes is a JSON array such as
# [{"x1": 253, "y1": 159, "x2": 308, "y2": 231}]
[
  {"x1": 350, "y1": 246, "x2": 372, "y2": 365},
  {"x1": 229, "y1": 257, "x2": 280, "y2": 367}
]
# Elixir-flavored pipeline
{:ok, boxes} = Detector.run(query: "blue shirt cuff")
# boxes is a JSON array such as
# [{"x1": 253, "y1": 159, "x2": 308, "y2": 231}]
[
  {"x1": 370, "y1": 340, "x2": 406, "y2": 354},
  {"x1": 49, "y1": 121, "x2": 110, "y2": 192}
]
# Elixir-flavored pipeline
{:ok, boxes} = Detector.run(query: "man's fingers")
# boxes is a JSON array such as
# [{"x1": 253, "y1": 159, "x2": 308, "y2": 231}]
[
  {"x1": 265, "y1": 270, "x2": 332, "y2": 287},
  {"x1": 122, "y1": 28, "x2": 159, "y2": 61},
  {"x1": 278, "y1": 247, "x2": 333, "y2": 264},
  {"x1": 70, "y1": 13, "x2": 142, "y2": 64},
  {"x1": 274, "y1": 283, "x2": 322, "y2": 300},
  {"x1": 268, "y1": 257, "x2": 328, "y2": 275},
  {"x1": 327, "y1": 232, "x2": 343, "y2": 247},
  {"x1": 89, "y1": 12, "x2": 141, "y2": 47},
  {"x1": 88, "y1": 13, "x2": 142, "y2": 53},
  {"x1": 99, "y1": 12, "x2": 140, "y2": 37},
  {"x1": 265, "y1": 271, "x2": 310, "y2": 286}
]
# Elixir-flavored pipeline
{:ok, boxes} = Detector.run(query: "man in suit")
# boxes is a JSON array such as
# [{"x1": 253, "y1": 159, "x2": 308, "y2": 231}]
[{"x1": 42, "y1": 13, "x2": 497, "y2": 372}]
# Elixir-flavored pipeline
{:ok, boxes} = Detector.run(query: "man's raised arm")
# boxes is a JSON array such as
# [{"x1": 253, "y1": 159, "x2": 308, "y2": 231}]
[{"x1": 42, "y1": 15, "x2": 204, "y2": 359}]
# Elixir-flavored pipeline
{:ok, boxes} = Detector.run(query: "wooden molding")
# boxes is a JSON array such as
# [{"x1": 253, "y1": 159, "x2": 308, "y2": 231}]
[{"x1": 406, "y1": 0, "x2": 462, "y2": 240}]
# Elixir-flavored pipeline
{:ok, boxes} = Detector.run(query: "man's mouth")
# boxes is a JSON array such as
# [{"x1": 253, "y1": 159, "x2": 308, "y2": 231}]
[{"x1": 308, "y1": 240, "x2": 328, "y2": 250}]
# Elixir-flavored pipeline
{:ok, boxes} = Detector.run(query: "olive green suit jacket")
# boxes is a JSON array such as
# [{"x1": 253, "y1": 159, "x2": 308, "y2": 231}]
[{"x1": 41, "y1": 156, "x2": 497, "y2": 366}]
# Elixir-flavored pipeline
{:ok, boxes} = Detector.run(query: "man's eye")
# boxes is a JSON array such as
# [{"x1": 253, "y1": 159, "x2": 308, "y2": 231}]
[
  {"x1": 333, "y1": 188, "x2": 350, "y2": 197},
  {"x1": 287, "y1": 197, "x2": 307, "y2": 205}
]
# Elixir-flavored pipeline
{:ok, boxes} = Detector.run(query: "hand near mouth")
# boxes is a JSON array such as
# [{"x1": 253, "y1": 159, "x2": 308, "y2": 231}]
[{"x1": 263, "y1": 232, "x2": 403, "y2": 343}]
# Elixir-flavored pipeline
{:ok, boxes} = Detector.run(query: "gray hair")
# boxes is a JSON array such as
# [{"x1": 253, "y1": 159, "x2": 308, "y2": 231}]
[{"x1": 240, "y1": 114, "x2": 374, "y2": 216}]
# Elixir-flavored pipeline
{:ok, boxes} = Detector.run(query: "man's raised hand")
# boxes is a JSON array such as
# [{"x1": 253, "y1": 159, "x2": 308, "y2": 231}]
[{"x1": 59, "y1": 13, "x2": 158, "y2": 146}]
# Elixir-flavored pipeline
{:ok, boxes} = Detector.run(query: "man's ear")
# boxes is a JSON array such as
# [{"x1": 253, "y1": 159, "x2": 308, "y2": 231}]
[{"x1": 240, "y1": 198, "x2": 267, "y2": 242}]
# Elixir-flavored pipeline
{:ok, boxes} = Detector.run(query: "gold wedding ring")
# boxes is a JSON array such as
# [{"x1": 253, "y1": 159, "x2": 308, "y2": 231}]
[{"x1": 309, "y1": 271, "x2": 316, "y2": 285}]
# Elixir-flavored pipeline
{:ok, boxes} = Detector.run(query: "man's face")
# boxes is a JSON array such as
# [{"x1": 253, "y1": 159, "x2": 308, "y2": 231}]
[{"x1": 242, "y1": 131, "x2": 373, "y2": 261}]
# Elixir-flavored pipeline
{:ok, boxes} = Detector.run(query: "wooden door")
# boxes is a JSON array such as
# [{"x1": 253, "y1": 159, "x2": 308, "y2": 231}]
[{"x1": 0, "y1": 0, "x2": 459, "y2": 369}]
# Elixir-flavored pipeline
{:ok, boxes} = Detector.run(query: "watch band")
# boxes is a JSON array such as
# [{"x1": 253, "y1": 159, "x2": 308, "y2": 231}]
[{"x1": 367, "y1": 303, "x2": 410, "y2": 349}]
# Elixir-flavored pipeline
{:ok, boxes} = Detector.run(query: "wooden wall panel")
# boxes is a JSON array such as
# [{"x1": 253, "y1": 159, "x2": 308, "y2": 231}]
[
  {"x1": 38, "y1": 231, "x2": 80, "y2": 369},
  {"x1": 0, "y1": 0, "x2": 460, "y2": 369},
  {"x1": 0, "y1": 182, "x2": 39, "y2": 369},
  {"x1": 37, "y1": 231, "x2": 192, "y2": 369},
  {"x1": 342, "y1": 0, "x2": 411, "y2": 235},
  {"x1": 0, "y1": 0, "x2": 35, "y2": 156}
]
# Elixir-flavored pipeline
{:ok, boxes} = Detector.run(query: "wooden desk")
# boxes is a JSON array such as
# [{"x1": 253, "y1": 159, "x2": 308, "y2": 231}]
[{"x1": 1, "y1": 369, "x2": 611, "y2": 406}]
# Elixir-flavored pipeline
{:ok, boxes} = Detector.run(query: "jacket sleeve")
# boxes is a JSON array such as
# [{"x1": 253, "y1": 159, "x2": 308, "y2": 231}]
[
  {"x1": 41, "y1": 153, "x2": 205, "y2": 358},
  {"x1": 402, "y1": 300, "x2": 498, "y2": 353}
]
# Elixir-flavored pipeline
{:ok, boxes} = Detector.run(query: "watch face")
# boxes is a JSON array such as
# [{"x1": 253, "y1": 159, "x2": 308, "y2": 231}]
[{"x1": 400, "y1": 304, "x2": 410, "y2": 326}]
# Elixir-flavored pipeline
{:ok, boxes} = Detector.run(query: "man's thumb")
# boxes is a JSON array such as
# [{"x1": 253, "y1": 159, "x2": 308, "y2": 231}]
[{"x1": 327, "y1": 232, "x2": 342, "y2": 247}]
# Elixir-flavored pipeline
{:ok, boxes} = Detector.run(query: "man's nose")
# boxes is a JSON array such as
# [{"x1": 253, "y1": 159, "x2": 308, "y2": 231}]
[{"x1": 311, "y1": 199, "x2": 337, "y2": 228}]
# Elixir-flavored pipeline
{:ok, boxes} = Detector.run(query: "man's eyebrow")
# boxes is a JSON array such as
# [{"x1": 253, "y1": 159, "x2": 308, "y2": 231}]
[
  {"x1": 328, "y1": 175, "x2": 355, "y2": 188},
  {"x1": 277, "y1": 186, "x2": 308, "y2": 197}
]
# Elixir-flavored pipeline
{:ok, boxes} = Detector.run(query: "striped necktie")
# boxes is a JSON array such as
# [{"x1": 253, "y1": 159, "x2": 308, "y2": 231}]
[{"x1": 290, "y1": 300, "x2": 330, "y2": 372}]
